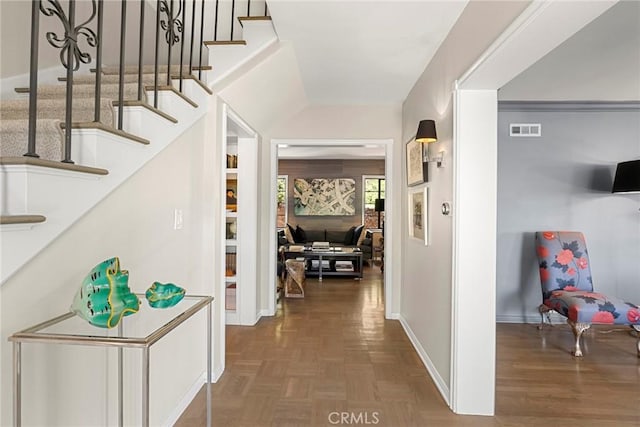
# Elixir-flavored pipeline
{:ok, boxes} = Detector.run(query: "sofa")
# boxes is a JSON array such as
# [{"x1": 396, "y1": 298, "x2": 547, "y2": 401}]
[{"x1": 278, "y1": 224, "x2": 373, "y2": 261}]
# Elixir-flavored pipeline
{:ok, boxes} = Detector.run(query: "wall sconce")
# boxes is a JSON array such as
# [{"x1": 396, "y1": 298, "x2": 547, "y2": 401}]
[
  {"x1": 612, "y1": 160, "x2": 640, "y2": 193},
  {"x1": 416, "y1": 119, "x2": 445, "y2": 167}
]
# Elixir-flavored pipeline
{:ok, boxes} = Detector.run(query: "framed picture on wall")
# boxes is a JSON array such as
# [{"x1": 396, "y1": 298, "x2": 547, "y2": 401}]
[
  {"x1": 408, "y1": 186, "x2": 428, "y2": 245},
  {"x1": 406, "y1": 139, "x2": 428, "y2": 186}
]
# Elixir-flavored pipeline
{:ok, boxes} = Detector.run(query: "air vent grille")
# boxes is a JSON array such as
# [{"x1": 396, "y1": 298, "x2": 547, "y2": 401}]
[{"x1": 510, "y1": 123, "x2": 541, "y2": 137}]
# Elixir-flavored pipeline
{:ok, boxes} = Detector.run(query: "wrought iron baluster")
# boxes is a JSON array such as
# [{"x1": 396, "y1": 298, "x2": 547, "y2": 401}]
[
  {"x1": 94, "y1": 0, "x2": 104, "y2": 123},
  {"x1": 264, "y1": 1, "x2": 267, "y2": 16},
  {"x1": 189, "y1": 0, "x2": 196, "y2": 74},
  {"x1": 137, "y1": 0, "x2": 145, "y2": 101},
  {"x1": 26, "y1": 0, "x2": 42, "y2": 158},
  {"x1": 118, "y1": 0, "x2": 127, "y2": 130},
  {"x1": 62, "y1": 0, "x2": 75, "y2": 163},
  {"x1": 39, "y1": 0, "x2": 98, "y2": 163},
  {"x1": 165, "y1": 0, "x2": 173, "y2": 86},
  {"x1": 179, "y1": 0, "x2": 186, "y2": 91},
  {"x1": 154, "y1": 0, "x2": 161, "y2": 108},
  {"x1": 213, "y1": 0, "x2": 219, "y2": 42},
  {"x1": 198, "y1": 0, "x2": 205, "y2": 79},
  {"x1": 39, "y1": 0, "x2": 97, "y2": 71},
  {"x1": 230, "y1": 0, "x2": 235, "y2": 40},
  {"x1": 160, "y1": 0, "x2": 184, "y2": 86},
  {"x1": 247, "y1": 0, "x2": 251, "y2": 16}
]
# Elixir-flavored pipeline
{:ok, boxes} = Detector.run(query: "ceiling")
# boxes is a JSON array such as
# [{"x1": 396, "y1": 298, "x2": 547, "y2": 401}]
[
  {"x1": 268, "y1": 0, "x2": 468, "y2": 105},
  {"x1": 271, "y1": 1, "x2": 639, "y2": 159}
]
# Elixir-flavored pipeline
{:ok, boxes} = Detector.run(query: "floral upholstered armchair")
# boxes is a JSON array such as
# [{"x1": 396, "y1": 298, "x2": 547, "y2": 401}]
[{"x1": 535, "y1": 231, "x2": 640, "y2": 357}]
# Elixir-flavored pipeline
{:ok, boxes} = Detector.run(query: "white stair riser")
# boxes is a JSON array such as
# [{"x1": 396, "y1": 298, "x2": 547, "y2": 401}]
[
  {"x1": 0, "y1": 165, "x2": 101, "y2": 215},
  {"x1": 71, "y1": 129, "x2": 150, "y2": 168}
]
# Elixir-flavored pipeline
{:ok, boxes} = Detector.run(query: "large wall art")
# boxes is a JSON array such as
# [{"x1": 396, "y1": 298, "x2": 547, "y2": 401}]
[{"x1": 293, "y1": 178, "x2": 356, "y2": 216}]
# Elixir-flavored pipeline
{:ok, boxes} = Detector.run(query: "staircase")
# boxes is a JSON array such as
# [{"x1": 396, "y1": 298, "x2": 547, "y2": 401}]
[{"x1": 0, "y1": 0, "x2": 275, "y2": 285}]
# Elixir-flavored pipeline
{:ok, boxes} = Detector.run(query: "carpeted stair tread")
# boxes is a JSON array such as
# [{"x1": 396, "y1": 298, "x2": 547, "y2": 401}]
[
  {"x1": 1, "y1": 97, "x2": 115, "y2": 127},
  {"x1": 0, "y1": 119, "x2": 63, "y2": 161},
  {"x1": 66, "y1": 73, "x2": 170, "y2": 85},
  {"x1": 17, "y1": 82, "x2": 142, "y2": 102},
  {"x1": 97, "y1": 64, "x2": 211, "y2": 75}
]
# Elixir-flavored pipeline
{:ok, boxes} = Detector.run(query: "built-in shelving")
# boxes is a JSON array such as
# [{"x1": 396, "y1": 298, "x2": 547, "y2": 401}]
[{"x1": 222, "y1": 105, "x2": 258, "y2": 325}]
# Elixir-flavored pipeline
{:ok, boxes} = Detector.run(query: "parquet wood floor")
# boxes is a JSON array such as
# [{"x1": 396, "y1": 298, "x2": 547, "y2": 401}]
[{"x1": 176, "y1": 266, "x2": 640, "y2": 426}]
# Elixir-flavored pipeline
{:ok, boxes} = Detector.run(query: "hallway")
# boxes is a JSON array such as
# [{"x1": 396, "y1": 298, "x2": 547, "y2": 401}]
[
  {"x1": 176, "y1": 265, "x2": 640, "y2": 426},
  {"x1": 176, "y1": 266, "x2": 465, "y2": 426}
]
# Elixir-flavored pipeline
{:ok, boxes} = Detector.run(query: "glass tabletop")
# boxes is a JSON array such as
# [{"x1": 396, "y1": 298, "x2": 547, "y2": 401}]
[{"x1": 9, "y1": 294, "x2": 212, "y2": 348}]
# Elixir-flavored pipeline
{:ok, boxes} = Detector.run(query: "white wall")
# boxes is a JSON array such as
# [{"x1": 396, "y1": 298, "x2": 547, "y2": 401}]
[
  {"x1": 0, "y1": 116, "x2": 215, "y2": 426},
  {"x1": 400, "y1": 0, "x2": 530, "y2": 395},
  {"x1": 496, "y1": 104, "x2": 640, "y2": 323},
  {"x1": 217, "y1": 42, "x2": 308, "y2": 135}
]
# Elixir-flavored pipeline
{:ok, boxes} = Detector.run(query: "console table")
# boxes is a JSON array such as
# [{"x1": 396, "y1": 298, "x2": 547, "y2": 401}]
[
  {"x1": 9, "y1": 294, "x2": 213, "y2": 427},
  {"x1": 283, "y1": 246, "x2": 363, "y2": 281}
]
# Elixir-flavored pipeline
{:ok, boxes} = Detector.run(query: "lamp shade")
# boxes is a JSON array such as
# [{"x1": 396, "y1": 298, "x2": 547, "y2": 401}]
[
  {"x1": 416, "y1": 119, "x2": 437, "y2": 144},
  {"x1": 374, "y1": 198, "x2": 385, "y2": 212},
  {"x1": 612, "y1": 160, "x2": 640, "y2": 193}
]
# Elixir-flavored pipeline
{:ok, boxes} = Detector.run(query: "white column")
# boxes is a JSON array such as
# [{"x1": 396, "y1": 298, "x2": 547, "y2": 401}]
[{"x1": 451, "y1": 89, "x2": 497, "y2": 415}]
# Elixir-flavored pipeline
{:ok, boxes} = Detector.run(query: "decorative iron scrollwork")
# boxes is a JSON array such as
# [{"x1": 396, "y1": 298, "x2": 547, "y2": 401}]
[
  {"x1": 160, "y1": 0, "x2": 183, "y2": 46},
  {"x1": 40, "y1": 0, "x2": 98, "y2": 71}
]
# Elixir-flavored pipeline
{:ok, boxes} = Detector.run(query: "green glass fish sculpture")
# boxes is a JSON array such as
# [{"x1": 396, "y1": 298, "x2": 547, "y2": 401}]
[
  {"x1": 70, "y1": 257, "x2": 140, "y2": 328},
  {"x1": 145, "y1": 282, "x2": 185, "y2": 308}
]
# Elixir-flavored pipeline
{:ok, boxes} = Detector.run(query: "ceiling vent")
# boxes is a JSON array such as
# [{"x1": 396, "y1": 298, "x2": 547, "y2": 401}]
[{"x1": 510, "y1": 123, "x2": 541, "y2": 137}]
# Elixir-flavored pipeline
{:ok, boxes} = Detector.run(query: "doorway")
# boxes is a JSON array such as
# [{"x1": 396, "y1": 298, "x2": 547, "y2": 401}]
[{"x1": 267, "y1": 139, "x2": 395, "y2": 319}]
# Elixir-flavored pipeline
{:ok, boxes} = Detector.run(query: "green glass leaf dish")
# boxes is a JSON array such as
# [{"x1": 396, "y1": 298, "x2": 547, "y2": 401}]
[
  {"x1": 70, "y1": 257, "x2": 140, "y2": 328},
  {"x1": 145, "y1": 282, "x2": 185, "y2": 308}
]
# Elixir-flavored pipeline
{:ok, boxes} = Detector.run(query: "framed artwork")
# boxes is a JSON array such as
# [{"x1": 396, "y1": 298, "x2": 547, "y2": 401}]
[
  {"x1": 293, "y1": 178, "x2": 356, "y2": 216},
  {"x1": 406, "y1": 139, "x2": 428, "y2": 186},
  {"x1": 408, "y1": 187, "x2": 428, "y2": 245},
  {"x1": 226, "y1": 179, "x2": 237, "y2": 212}
]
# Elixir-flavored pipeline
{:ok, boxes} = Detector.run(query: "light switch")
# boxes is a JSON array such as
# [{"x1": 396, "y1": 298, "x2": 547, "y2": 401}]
[{"x1": 174, "y1": 209, "x2": 183, "y2": 230}]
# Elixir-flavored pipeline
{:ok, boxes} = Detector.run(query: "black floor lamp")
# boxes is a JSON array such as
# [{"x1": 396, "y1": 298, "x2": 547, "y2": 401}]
[{"x1": 374, "y1": 198, "x2": 385, "y2": 229}]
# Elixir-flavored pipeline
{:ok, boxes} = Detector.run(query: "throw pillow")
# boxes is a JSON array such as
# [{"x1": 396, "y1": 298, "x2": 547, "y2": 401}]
[
  {"x1": 352, "y1": 225, "x2": 364, "y2": 246},
  {"x1": 287, "y1": 223, "x2": 299, "y2": 242},
  {"x1": 295, "y1": 225, "x2": 307, "y2": 243},
  {"x1": 344, "y1": 226, "x2": 356, "y2": 245},
  {"x1": 284, "y1": 225, "x2": 295, "y2": 244}
]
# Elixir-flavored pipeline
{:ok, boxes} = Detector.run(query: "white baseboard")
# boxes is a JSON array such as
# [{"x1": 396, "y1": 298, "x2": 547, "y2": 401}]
[
  {"x1": 387, "y1": 312, "x2": 400, "y2": 320},
  {"x1": 496, "y1": 312, "x2": 565, "y2": 325},
  {"x1": 398, "y1": 315, "x2": 450, "y2": 406},
  {"x1": 259, "y1": 308, "x2": 274, "y2": 318},
  {"x1": 213, "y1": 365, "x2": 224, "y2": 382},
  {"x1": 162, "y1": 372, "x2": 206, "y2": 427}
]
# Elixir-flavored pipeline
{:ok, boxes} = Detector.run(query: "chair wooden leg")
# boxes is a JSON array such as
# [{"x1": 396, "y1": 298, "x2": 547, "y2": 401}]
[
  {"x1": 568, "y1": 320, "x2": 590, "y2": 357},
  {"x1": 633, "y1": 325, "x2": 640, "y2": 358},
  {"x1": 538, "y1": 304, "x2": 553, "y2": 330}
]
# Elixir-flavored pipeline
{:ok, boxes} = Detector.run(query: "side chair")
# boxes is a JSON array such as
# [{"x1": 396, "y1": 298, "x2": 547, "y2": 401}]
[{"x1": 534, "y1": 231, "x2": 640, "y2": 357}]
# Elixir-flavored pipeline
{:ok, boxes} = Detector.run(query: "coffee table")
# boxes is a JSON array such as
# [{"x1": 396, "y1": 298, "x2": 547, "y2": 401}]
[{"x1": 282, "y1": 246, "x2": 363, "y2": 281}]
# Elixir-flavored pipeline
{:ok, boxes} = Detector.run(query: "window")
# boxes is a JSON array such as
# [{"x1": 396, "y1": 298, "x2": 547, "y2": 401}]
[
  {"x1": 276, "y1": 175, "x2": 288, "y2": 228},
  {"x1": 363, "y1": 176, "x2": 385, "y2": 229}
]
